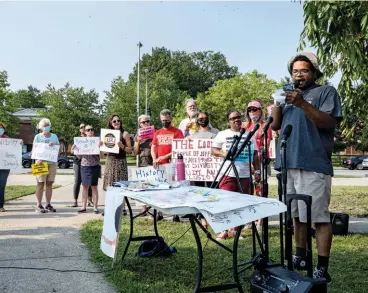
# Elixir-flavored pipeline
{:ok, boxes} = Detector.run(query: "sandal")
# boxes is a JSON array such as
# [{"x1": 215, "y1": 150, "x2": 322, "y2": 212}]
[
  {"x1": 0, "y1": 207, "x2": 5, "y2": 212},
  {"x1": 78, "y1": 209, "x2": 87, "y2": 213},
  {"x1": 71, "y1": 202, "x2": 78, "y2": 207}
]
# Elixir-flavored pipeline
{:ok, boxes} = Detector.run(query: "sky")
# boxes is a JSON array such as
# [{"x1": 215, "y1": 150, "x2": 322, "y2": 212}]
[{"x1": 0, "y1": 1, "x2": 338, "y2": 100}]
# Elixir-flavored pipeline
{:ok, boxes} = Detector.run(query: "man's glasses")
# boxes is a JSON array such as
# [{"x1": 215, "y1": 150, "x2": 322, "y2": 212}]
[
  {"x1": 247, "y1": 108, "x2": 260, "y2": 113},
  {"x1": 85, "y1": 128, "x2": 94, "y2": 132},
  {"x1": 140, "y1": 120, "x2": 150, "y2": 124},
  {"x1": 112, "y1": 119, "x2": 121, "y2": 123},
  {"x1": 292, "y1": 69, "x2": 309, "y2": 76},
  {"x1": 228, "y1": 115, "x2": 242, "y2": 121}
]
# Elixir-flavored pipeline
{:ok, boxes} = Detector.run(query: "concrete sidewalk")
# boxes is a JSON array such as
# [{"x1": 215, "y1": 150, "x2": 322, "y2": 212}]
[{"x1": 0, "y1": 175, "x2": 144, "y2": 293}]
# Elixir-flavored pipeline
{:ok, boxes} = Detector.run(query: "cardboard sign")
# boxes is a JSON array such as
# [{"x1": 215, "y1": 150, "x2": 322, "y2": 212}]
[
  {"x1": 171, "y1": 139, "x2": 222, "y2": 181},
  {"x1": 31, "y1": 143, "x2": 60, "y2": 162},
  {"x1": 100, "y1": 129, "x2": 120, "y2": 154},
  {"x1": 31, "y1": 163, "x2": 49, "y2": 176},
  {"x1": 73, "y1": 137, "x2": 100, "y2": 155},
  {"x1": 0, "y1": 138, "x2": 22, "y2": 171},
  {"x1": 129, "y1": 164, "x2": 175, "y2": 183},
  {"x1": 138, "y1": 126, "x2": 155, "y2": 140},
  {"x1": 100, "y1": 188, "x2": 124, "y2": 260}
]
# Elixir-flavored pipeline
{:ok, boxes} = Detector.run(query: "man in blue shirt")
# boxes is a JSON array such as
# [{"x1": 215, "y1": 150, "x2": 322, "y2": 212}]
[{"x1": 271, "y1": 52, "x2": 342, "y2": 283}]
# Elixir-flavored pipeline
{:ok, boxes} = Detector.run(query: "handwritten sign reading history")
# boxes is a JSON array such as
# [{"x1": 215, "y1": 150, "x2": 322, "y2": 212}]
[
  {"x1": 31, "y1": 162, "x2": 49, "y2": 176},
  {"x1": 0, "y1": 138, "x2": 22, "y2": 171},
  {"x1": 73, "y1": 137, "x2": 100, "y2": 155},
  {"x1": 100, "y1": 129, "x2": 120, "y2": 154},
  {"x1": 171, "y1": 139, "x2": 222, "y2": 181},
  {"x1": 31, "y1": 143, "x2": 60, "y2": 163},
  {"x1": 130, "y1": 164, "x2": 175, "y2": 183},
  {"x1": 138, "y1": 126, "x2": 155, "y2": 140}
]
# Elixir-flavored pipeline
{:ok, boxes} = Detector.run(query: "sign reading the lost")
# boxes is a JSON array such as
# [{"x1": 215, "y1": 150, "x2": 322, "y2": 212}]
[{"x1": 171, "y1": 139, "x2": 222, "y2": 181}]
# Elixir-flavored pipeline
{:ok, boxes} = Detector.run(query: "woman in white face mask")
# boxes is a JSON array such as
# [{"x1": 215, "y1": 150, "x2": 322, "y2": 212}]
[{"x1": 242, "y1": 101, "x2": 273, "y2": 230}]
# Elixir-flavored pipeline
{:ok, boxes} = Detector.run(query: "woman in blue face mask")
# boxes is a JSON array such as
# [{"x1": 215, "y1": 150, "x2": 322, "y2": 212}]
[{"x1": 32, "y1": 118, "x2": 60, "y2": 214}]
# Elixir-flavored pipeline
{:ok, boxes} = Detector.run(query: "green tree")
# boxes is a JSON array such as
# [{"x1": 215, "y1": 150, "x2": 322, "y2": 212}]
[
  {"x1": 300, "y1": 1, "x2": 368, "y2": 134},
  {"x1": 0, "y1": 70, "x2": 19, "y2": 135},
  {"x1": 193, "y1": 71, "x2": 279, "y2": 130},
  {"x1": 104, "y1": 77, "x2": 137, "y2": 133},
  {"x1": 38, "y1": 83, "x2": 101, "y2": 143},
  {"x1": 9, "y1": 86, "x2": 46, "y2": 108},
  {"x1": 129, "y1": 47, "x2": 238, "y2": 97}
]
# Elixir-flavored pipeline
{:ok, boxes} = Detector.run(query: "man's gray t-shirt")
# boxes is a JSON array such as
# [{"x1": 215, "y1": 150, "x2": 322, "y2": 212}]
[{"x1": 275, "y1": 84, "x2": 342, "y2": 175}]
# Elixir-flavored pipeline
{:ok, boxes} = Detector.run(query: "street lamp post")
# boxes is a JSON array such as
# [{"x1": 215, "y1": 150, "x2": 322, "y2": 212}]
[
  {"x1": 137, "y1": 42, "x2": 143, "y2": 125},
  {"x1": 144, "y1": 68, "x2": 149, "y2": 115}
]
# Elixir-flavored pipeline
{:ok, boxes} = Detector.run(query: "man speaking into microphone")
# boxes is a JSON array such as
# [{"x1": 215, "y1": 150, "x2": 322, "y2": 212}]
[{"x1": 271, "y1": 52, "x2": 342, "y2": 282}]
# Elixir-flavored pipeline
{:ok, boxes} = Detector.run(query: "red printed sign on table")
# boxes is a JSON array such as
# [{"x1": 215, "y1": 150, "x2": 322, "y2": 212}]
[
  {"x1": 138, "y1": 126, "x2": 155, "y2": 140},
  {"x1": 171, "y1": 139, "x2": 222, "y2": 182}
]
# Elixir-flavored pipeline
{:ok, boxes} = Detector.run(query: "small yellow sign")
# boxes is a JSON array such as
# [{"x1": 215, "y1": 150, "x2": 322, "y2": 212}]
[{"x1": 31, "y1": 163, "x2": 49, "y2": 176}]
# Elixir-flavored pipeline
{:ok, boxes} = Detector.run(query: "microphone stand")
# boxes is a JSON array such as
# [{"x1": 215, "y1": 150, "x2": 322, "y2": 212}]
[
  {"x1": 261, "y1": 128, "x2": 270, "y2": 259},
  {"x1": 211, "y1": 135, "x2": 244, "y2": 194},
  {"x1": 280, "y1": 138, "x2": 289, "y2": 268}
]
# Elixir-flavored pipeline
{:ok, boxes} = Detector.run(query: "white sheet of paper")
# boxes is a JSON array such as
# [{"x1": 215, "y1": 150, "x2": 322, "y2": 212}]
[
  {"x1": 0, "y1": 138, "x2": 23, "y2": 171},
  {"x1": 73, "y1": 137, "x2": 100, "y2": 155},
  {"x1": 31, "y1": 143, "x2": 60, "y2": 162},
  {"x1": 129, "y1": 164, "x2": 175, "y2": 183},
  {"x1": 100, "y1": 129, "x2": 120, "y2": 154}
]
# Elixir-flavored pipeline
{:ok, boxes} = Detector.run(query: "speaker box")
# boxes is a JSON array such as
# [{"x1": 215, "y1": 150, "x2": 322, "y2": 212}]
[{"x1": 330, "y1": 212, "x2": 349, "y2": 236}]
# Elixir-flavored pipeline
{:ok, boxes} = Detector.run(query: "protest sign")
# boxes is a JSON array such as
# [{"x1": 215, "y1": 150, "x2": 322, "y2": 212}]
[
  {"x1": 73, "y1": 137, "x2": 100, "y2": 155},
  {"x1": 130, "y1": 164, "x2": 175, "y2": 183},
  {"x1": 31, "y1": 143, "x2": 60, "y2": 162},
  {"x1": 171, "y1": 139, "x2": 222, "y2": 181},
  {"x1": 0, "y1": 138, "x2": 22, "y2": 171},
  {"x1": 31, "y1": 163, "x2": 49, "y2": 176},
  {"x1": 138, "y1": 126, "x2": 155, "y2": 140},
  {"x1": 100, "y1": 188, "x2": 125, "y2": 261},
  {"x1": 100, "y1": 129, "x2": 120, "y2": 154}
]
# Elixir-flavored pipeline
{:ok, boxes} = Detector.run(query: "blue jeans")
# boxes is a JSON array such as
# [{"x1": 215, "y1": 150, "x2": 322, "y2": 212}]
[{"x1": 0, "y1": 169, "x2": 10, "y2": 208}]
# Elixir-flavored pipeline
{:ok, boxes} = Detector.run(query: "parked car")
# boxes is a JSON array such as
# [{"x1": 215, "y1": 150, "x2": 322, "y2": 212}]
[
  {"x1": 342, "y1": 155, "x2": 368, "y2": 170},
  {"x1": 362, "y1": 158, "x2": 368, "y2": 169},
  {"x1": 22, "y1": 152, "x2": 74, "y2": 169}
]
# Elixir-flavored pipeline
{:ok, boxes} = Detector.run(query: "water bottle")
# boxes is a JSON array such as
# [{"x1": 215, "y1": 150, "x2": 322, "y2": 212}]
[{"x1": 176, "y1": 154, "x2": 186, "y2": 181}]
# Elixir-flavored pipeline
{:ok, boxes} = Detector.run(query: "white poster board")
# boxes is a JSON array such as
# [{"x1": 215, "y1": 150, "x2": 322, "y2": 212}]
[
  {"x1": 31, "y1": 143, "x2": 60, "y2": 162},
  {"x1": 73, "y1": 137, "x2": 100, "y2": 155},
  {"x1": 0, "y1": 139, "x2": 23, "y2": 171},
  {"x1": 129, "y1": 163, "x2": 175, "y2": 183},
  {"x1": 100, "y1": 188, "x2": 125, "y2": 260},
  {"x1": 171, "y1": 139, "x2": 222, "y2": 181},
  {"x1": 100, "y1": 129, "x2": 120, "y2": 154}
]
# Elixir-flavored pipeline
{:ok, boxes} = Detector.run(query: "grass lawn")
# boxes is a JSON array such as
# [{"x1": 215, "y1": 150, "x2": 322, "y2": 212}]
[
  {"x1": 5, "y1": 184, "x2": 61, "y2": 201},
  {"x1": 268, "y1": 185, "x2": 368, "y2": 217},
  {"x1": 81, "y1": 218, "x2": 368, "y2": 293}
]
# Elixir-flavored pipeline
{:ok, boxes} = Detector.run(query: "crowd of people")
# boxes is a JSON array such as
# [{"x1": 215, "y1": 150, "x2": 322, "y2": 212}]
[{"x1": 0, "y1": 52, "x2": 340, "y2": 282}]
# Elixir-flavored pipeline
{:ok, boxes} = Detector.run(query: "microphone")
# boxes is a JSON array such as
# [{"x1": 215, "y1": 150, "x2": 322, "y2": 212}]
[
  {"x1": 234, "y1": 124, "x2": 260, "y2": 159},
  {"x1": 281, "y1": 124, "x2": 293, "y2": 146},
  {"x1": 260, "y1": 116, "x2": 274, "y2": 139},
  {"x1": 229, "y1": 128, "x2": 246, "y2": 157},
  {"x1": 294, "y1": 80, "x2": 300, "y2": 89}
]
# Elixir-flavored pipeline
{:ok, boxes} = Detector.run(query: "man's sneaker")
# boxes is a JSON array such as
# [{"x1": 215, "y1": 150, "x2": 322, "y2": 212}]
[
  {"x1": 45, "y1": 204, "x2": 56, "y2": 212},
  {"x1": 88, "y1": 201, "x2": 94, "y2": 207},
  {"x1": 313, "y1": 266, "x2": 332, "y2": 284},
  {"x1": 36, "y1": 205, "x2": 46, "y2": 213},
  {"x1": 292, "y1": 255, "x2": 308, "y2": 270}
]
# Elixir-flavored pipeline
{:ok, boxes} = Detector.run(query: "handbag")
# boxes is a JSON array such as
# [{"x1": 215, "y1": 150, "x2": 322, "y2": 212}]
[{"x1": 330, "y1": 212, "x2": 349, "y2": 236}]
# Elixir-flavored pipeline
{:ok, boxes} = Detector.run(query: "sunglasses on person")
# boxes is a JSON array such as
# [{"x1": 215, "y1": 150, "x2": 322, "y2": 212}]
[
  {"x1": 247, "y1": 108, "x2": 260, "y2": 113},
  {"x1": 112, "y1": 119, "x2": 121, "y2": 124},
  {"x1": 140, "y1": 120, "x2": 150, "y2": 124},
  {"x1": 228, "y1": 115, "x2": 242, "y2": 121},
  {"x1": 85, "y1": 128, "x2": 94, "y2": 132}
]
